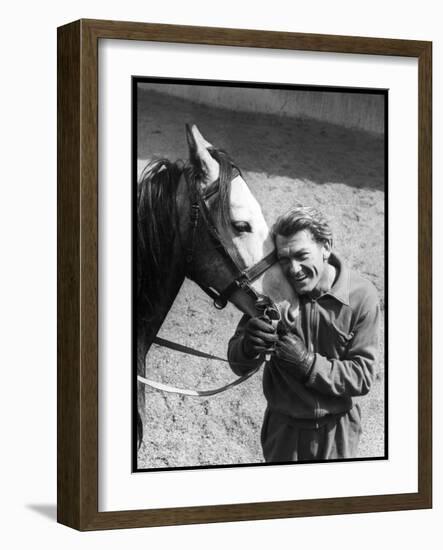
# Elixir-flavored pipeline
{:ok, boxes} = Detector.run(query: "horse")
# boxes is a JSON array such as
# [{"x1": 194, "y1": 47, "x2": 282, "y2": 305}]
[{"x1": 136, "y1": 124, "x2": 298, "y2": 448}]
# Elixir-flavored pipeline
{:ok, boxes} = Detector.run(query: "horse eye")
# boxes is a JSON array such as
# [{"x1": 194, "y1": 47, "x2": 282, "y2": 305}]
[{"x1": 232, "y1": 221, "x2": 252, "y2": 233}]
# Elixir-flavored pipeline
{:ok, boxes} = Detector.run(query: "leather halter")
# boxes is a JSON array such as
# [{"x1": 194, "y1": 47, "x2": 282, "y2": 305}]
[{"x1": 183, "y1": 167, "x2": 279, "y2": 311}]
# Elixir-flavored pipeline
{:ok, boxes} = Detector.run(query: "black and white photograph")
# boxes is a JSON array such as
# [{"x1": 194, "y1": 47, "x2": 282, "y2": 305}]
[{"x1": 134, "y1": 79, "x2": 387, "y2": 471}]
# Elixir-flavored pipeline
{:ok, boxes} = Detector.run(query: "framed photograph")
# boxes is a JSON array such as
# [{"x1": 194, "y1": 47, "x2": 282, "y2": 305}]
[{"x1": 57, "y1": 19, "x2": 432, "y2": 530}]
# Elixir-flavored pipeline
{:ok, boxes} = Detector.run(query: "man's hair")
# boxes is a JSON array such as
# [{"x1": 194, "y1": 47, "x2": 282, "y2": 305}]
[{"x1": 272, "y1": 206, "x2": 333, "y2": 246}]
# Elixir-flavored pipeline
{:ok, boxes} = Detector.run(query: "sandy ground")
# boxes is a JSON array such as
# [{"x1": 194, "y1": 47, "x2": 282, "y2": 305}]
[{"x1": 136, "y1": 88, "x2": 386, "y2": 469}]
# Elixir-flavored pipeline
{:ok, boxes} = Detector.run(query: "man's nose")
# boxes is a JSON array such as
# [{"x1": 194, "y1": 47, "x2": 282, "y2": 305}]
[{"x1": 289, "y1": 259, "x2": 302, "y2": 275}]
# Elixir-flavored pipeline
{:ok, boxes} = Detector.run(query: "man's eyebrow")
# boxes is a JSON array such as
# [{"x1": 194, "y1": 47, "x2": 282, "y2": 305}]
[{"x1": 277, "y1": 248, "x2": 310, "y2": 259}]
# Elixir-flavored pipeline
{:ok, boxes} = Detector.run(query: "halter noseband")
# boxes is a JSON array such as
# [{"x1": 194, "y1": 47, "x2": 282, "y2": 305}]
[{"x1": 183, "y1": 167, "x2": 279, "y2": 311}]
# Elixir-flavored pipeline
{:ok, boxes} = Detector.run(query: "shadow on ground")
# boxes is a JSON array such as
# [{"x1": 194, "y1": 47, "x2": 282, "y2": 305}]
[
  {"x1": 138, "y1": 89, "x2": 385, "y2": 191},
  {"x1": 26, "y1": 504, "x2": 57, "y2": 522}
]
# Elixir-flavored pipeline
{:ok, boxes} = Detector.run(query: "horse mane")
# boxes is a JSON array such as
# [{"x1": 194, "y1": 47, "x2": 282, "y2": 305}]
[
  {"x1": 137, "y1": 158, "x2": 182, "y2": 315},
  {"x1": 136, "y1": 148, "x2": 239, "y2": 319}
]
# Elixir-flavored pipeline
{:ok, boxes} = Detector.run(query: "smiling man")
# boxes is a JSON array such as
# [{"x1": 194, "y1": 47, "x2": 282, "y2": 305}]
[{"x1": 228, "y1": 206, "x2": 381, "y2": 462}]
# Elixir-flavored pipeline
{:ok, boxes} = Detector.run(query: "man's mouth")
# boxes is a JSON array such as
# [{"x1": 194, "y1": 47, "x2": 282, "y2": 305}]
[{"x1": 292, "y1": 272, "x2": 309, "y2": 284}]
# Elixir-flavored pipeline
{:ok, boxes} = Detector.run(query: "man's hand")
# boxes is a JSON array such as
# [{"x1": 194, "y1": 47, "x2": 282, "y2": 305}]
[
  {"x1": 275, "y1": 333, "x2": 315, "y2": 381},
  {"x1": 242, "y1": 316, "x2": 278, "y2": 358}
]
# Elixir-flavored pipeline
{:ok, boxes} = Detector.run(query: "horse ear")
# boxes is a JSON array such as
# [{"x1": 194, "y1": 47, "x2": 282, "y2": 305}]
[{"x1": 185, "y1": 123, "x2": 220, "y2": 186}]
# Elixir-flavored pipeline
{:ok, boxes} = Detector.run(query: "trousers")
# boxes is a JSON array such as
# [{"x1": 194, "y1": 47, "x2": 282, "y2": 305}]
[{"x1": 261, "y1": 404, "x2": 362, "y2": 462}]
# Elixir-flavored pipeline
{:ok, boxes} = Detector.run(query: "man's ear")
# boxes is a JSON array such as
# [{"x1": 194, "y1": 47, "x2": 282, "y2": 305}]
[{"x1": 322, "y1": 240, "x2": 332, "y2": 261}]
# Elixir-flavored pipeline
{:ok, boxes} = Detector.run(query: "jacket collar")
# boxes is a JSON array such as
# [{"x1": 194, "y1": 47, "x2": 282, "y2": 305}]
[
  {"x1": 323, "y1": 253, "x2": 350, "y2": 306},
  {"x1": 306, "y1": 253, "x2": 350, "y2": 306}
]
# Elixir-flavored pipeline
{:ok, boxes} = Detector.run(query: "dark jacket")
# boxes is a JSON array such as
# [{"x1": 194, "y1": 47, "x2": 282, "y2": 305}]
[{"x1": 228, "y1": 254, "x2": 380, "y2": 421}]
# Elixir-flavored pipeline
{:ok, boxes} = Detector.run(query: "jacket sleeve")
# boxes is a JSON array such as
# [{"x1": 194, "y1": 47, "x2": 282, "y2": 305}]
[
  {"x1": 305, "y1": 287, "x2": 380, "y2": 397},
  {"x1": 228, "y1": 314, "x2": 264, "y2": 376}
]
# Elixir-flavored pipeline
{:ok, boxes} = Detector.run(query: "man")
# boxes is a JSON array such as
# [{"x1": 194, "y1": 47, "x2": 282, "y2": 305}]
[{"x1": 228, "y1": 206, "x2": 380, "y2": 462}]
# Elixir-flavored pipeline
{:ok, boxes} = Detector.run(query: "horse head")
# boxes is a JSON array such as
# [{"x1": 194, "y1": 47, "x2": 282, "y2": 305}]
[{"x1": 178, "y1": 124, "x2": 299, "y2": 322}]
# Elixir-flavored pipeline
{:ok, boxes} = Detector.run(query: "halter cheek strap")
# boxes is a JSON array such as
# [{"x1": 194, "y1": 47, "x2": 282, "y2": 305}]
[{"x1": 212, "y1": 249, "x2": 278, "y2": 306}]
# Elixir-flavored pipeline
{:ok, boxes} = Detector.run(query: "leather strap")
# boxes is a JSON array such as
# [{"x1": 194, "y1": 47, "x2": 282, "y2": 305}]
[
  {"x1": 152, "y1": 336, "x2": 230, "y2": 362},
  {"x1": 216, "y1": 249, "x2": 279, "y2": 304},
  {"x1": 137, "y1": 336, "x2": 263, "y2": 396},
  {"x1": 137, "y1": 367, "x2": 260, "y2": 397},
  {"x1": 244, "y1": 249, "x2": 278, "y2": 281}
]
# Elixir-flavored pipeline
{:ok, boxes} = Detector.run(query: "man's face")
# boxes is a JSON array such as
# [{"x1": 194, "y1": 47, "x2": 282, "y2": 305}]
[{"x1": 275, "y1": 229, "x2": 331, "y2": 294}]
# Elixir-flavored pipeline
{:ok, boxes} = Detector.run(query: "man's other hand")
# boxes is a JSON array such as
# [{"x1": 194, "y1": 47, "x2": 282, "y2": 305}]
[{"x1": 275, "y1": 333, "x2": 315, "y2": 381}]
